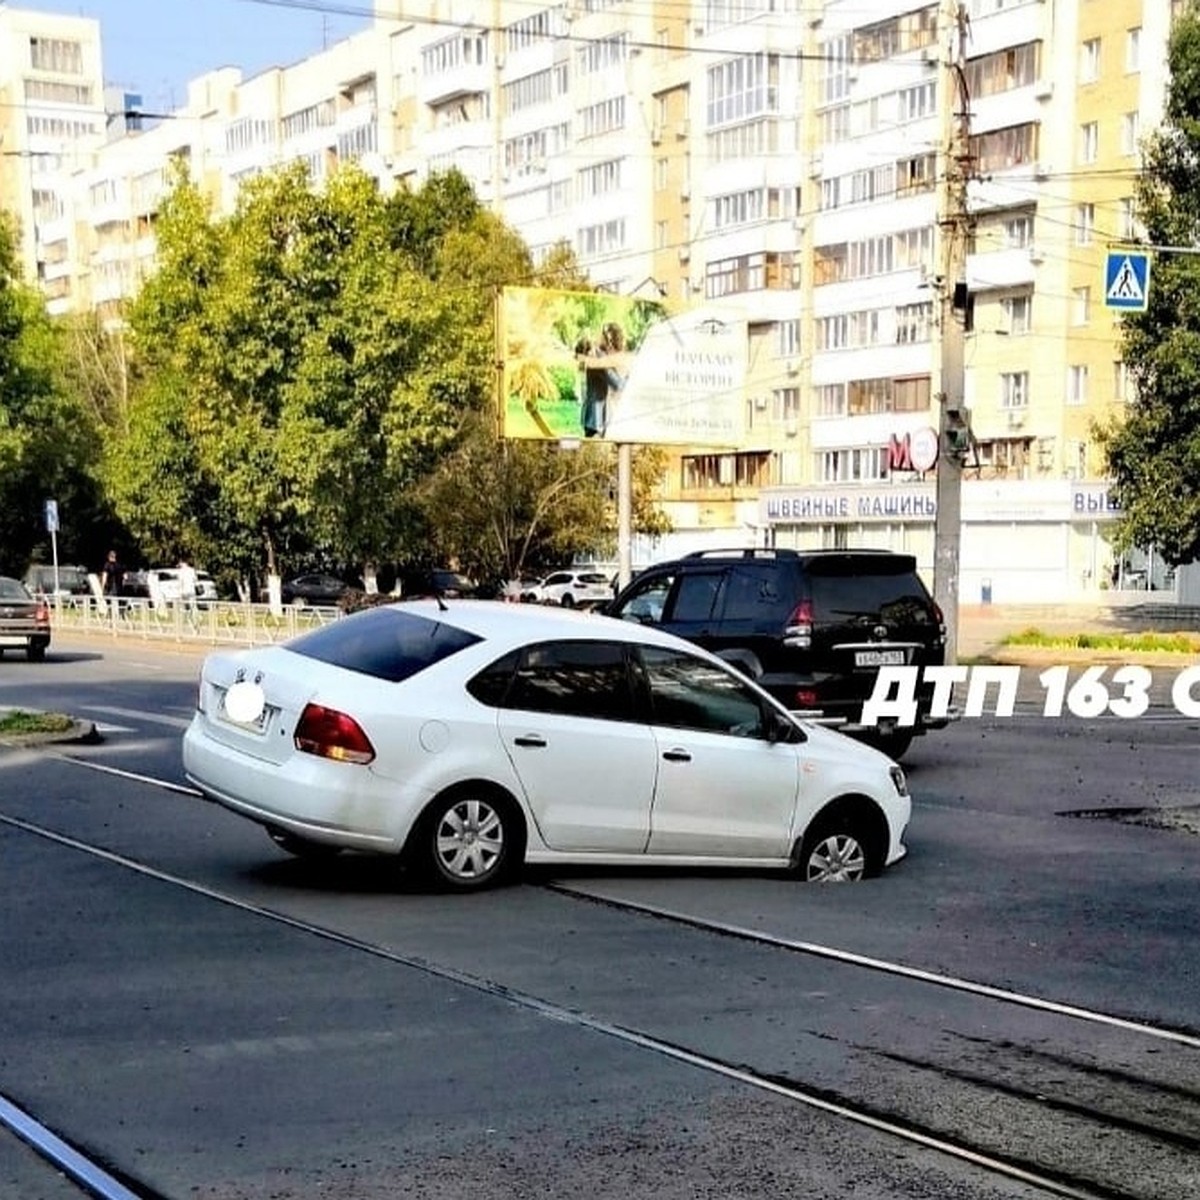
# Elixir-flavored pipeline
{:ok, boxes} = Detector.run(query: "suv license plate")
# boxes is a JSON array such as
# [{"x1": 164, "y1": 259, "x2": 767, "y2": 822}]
[{"x1": 855, "y1": 649, "x2": 906, "y2": 667}]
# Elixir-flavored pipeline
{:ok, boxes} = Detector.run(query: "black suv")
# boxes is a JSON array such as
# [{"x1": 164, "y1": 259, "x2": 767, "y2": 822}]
[{"x1": 607, "y1": 548, "x2": 950, "y2": 759}]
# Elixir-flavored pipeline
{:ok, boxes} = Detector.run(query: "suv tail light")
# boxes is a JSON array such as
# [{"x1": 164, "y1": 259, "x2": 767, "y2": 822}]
[
  {"x1": 783, "y1": 599, "x2": 812, "y2": 648},
  {"x1": 932, "y1": 601, "x2": 946, "y2": 636},
  {"x1": 34, "y1": 600, "x2": 50, "y2": 629},
  {"x1": 294, "y1": 703, "x2": 376, "y2": 765}
]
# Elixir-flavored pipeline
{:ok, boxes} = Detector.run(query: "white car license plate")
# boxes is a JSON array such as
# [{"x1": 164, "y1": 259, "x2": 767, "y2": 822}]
[
  {"x1": 217, "y1": 694, "x2": 269, "y2": 732},
  {"x1": 855, "y1": 649, "x2": 906, "y2": 667}
]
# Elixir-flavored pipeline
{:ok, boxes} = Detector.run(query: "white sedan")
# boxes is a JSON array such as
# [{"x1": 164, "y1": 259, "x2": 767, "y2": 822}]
[{"x1": 182, "y1": 601, "x2": 911, "y2": 891}]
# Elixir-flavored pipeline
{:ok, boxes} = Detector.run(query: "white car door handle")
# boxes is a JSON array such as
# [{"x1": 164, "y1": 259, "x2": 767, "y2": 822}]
[
  {"x1": 662, "y1": 747, "x2": 691, "y2": 763},
  {"x1": 513, "y1": 734, "x2": 547, "y2": 748}
]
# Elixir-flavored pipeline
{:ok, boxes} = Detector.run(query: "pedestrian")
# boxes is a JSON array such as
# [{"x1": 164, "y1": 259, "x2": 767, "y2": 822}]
[
  {"x1": 177, "y1": 556, "x2": 199, "y2": 616},
  {"x1": 99, "y1": 550, "x2": 123, "y2": 612}
]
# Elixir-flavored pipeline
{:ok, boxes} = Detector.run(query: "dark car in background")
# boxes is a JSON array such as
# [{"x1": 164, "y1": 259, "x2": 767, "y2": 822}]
[
  {"x1": 399, "y1": 568, "x2": 479, "y2": 599},
  {"x1": 607, "y1": 548, "x2": 949, "y2": 760},
  {"x1": 279, "y1": 573, "x2": 351, "y2": 607},
  {"x1": 23, "y1": 564, "x2": 90, "y2": 598},
  {"x1": 0, "y1": 576, "x2": 52, "y2": 661}
]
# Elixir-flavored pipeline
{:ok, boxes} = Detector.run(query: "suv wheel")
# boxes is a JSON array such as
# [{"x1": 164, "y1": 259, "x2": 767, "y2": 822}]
[{"x1": 559, "y1": 592, "x2": 575, "y2": 608}]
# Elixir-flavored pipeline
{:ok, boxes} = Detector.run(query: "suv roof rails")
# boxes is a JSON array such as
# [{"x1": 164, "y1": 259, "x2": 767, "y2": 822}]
[{"x1": 682, "y1": 548, "x2": 802, "y2": 560}]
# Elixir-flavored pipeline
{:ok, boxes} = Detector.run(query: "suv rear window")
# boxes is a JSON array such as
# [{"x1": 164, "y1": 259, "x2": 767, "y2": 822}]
[
  {"x1": 287, "y1": 606, "x2": 481, "y2": 683},
  {"x1": 807, "y1": 556, "x2": 935, "y2": 624}
]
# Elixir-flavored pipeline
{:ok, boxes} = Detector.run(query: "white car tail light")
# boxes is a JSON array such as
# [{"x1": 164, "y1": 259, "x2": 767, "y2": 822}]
[{"x1": 294, "y1": 703, "x2": 376, "y2": 765}]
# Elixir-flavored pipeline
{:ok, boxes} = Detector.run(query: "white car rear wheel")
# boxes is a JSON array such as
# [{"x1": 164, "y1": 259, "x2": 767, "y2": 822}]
[{"x1": 419, "y1": 787, "x2": 523, "y2": 891}]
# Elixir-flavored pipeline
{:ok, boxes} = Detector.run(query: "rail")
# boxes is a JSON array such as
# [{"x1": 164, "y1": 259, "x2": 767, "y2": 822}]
[{"x1": 48, "y1": 596, "x2": 343, "y2": 647}]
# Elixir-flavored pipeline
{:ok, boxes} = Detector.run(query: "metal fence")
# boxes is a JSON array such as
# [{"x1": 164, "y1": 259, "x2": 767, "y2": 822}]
[{"x1": 49, "y1": 596, "x2": 343, "y2": 648}]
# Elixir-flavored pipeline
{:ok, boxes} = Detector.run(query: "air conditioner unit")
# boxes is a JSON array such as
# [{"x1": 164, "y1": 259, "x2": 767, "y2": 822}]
[
  {"x1": 808, "y1": 153, "x2": 823, "y2": 180},
  {"x1": 676, "y1": 120, "x2": 690, "y2": 138},
  {"x1": 1007, "y1": 408, "x2": 1027, "y2": 427},
  {"x1": 754, "y1": 396, "x2": 769, "y2": 411},
  {"x1": 786, "y1": 359, "x2": 800, "y2": 376},
  {"x1": 793, "y1": 217, "x2": 807, "y2": 232},
  {"x1": 1027, "y1": 244, "x2": 1045, "y2": 264},
  {"x1": 785, "y1": 420, "x2": 799, "y2": 437},
  {"x1": 921, "y1": 48, "x2": 939, "y2": 67},
  {"x1": 650, "y1": 126, "x2": 662, "y2": 145},
  {"x1": 680, "y1": 185, "x2": 690, "y2": 201},
  {"x1": 1034, "y1": 80, "x2": 1054, "y2": 100},
  {"x1": 1032, "y1": 162, "x2": 1051, "y2": 180},
  {"x1": 678, "y1": 246, "x2": 690, "y2": 263}
]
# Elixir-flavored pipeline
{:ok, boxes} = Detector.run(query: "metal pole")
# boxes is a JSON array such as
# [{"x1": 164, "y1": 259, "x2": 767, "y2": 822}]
[
  {"x1": 932, "y1": 0, "x2": 972, "y2": 665},
  {"x1": 617, "y1": 442, "x2": 633, "y2": 589}
]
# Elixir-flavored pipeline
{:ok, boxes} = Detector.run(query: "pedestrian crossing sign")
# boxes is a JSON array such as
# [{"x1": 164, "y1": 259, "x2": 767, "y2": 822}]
[{"x1": 1104, "y1": 251, "x2": 1151, "y2": 311}]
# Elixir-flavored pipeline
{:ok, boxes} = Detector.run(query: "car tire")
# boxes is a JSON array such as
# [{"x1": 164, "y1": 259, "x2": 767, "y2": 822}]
[
  {"x1": 413, "y1": 785, "x2": 524, "y2": 891},
  {"x1": 559, "y1": 593, "x2": 575, "y2": 607},
  {"x1": 267, "y1": 827, "x2": 341, "y2": 860},
  {"x1": 796, "y1": 801, "x2": 884, "y2": 883},
  {"x1": 26, "y1": 641, "x2": 47, "y2": 663}
]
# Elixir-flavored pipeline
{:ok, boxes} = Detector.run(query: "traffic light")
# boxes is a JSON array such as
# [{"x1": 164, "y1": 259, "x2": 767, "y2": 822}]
[{"x1": 942, "y1": 404, "x2": 972, "y2": 461}]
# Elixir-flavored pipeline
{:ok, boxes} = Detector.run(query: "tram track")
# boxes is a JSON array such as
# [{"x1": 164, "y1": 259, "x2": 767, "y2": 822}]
[{"x1": 2, "y1": 806, "x2": 1198, "y2": 1200}]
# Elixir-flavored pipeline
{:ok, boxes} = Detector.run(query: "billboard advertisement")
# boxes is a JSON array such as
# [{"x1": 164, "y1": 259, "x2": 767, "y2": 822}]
[{"x1": 499, "y1": 286, "x2": 748, "y2": 447}]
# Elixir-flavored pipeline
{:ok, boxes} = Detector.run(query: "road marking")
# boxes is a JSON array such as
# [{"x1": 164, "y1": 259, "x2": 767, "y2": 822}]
[
  {"x1": 49, "y1": 754, "x2": 201, "y2": 797},
  {"x1": 81, "y1": 705, "x2": 192, "y2": 731}
]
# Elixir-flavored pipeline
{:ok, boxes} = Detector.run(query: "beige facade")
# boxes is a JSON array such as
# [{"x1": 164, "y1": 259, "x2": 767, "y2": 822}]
[{"x1": 4, "y1": 0, "x2": 1191, "y2": 596}]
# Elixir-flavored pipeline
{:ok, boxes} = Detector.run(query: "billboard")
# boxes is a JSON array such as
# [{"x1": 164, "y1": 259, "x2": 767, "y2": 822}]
[{"x1": 499, "y1": 286, "x2": 748, "y2": 446}]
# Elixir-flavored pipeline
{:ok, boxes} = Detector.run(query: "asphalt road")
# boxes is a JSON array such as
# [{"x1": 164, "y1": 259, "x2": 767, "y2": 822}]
[{"x1": 1, "y1": 638, "x2": 1197, "y2": 1200}]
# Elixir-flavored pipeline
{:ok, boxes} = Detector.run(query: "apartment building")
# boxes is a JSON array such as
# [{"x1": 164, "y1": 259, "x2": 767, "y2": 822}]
[
  {"x1": 0, "y1": 6, "x2": 105, "y2": 311},
  {"x1": 4, "y1": 0, "x2": 1185, "y2": 598}
]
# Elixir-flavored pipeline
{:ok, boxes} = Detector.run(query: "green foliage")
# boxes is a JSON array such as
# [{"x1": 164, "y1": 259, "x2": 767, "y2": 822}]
[
  {"x1": 1100, "y1": 4, "x2": 1200, "y2": 564},
  {"x1": 1001, "y1": 627, "x2": 1200, "y2": 653},
  {"x1": 111, "y1": 163, "x2": 520, "y2": 583},
  {"x1": 0, "y1": 213, "x2": 106, "y2": 574}
]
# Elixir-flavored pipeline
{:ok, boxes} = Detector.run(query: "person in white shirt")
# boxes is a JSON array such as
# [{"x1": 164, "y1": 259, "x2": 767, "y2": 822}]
[{"x1": 177, "y1": 558, "x2": 199, "y2": 615}]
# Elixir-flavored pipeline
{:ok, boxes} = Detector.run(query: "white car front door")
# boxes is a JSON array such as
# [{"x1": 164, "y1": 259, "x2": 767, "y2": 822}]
[
  {"x1": 638, "y1": 645, "x2": 799, "y2": 859},
  {"x1": 495, "y1": 639, "x2": 657, "y2": 852}
]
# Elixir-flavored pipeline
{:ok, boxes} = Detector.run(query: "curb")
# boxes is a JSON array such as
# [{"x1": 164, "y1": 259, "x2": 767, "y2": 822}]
[{"x1": 0, "y1": 718, "x2": 102, "y2": 748}]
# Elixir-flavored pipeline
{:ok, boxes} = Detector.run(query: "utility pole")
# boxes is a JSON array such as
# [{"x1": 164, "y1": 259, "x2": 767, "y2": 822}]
[{"x1": 933, "y1": 0, "x2": 973, "y2": 665}]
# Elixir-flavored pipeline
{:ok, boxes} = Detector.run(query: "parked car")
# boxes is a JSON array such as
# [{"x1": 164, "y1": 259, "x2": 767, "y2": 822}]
[
  {"x1": 607, "y1": 548, "x2": 950, "y2": 761},
  {"x1": 399, "y1": 568, "x2": 478, "y2": 599},
  {"x1": 182, "y1": 600, "x2": 911, "y2": 890},
  {"x1": 146, "y1": 567, "x2": 219, "y2": 607},
  {"x1": 278, "y1": 573, "x2": 351, "y2": 607},
  {"x1": 501, "y1": 576, "x2": 545, "y2": 603},
  {"x1": 538, "y1": 569, "x2": 612, "y2": 608},
  {"x1": 23, "y1": 564, "x2": 90, "y2": 598},
  {"x1": 0, "y1": 576, "x2": 52, "y2": 661}
]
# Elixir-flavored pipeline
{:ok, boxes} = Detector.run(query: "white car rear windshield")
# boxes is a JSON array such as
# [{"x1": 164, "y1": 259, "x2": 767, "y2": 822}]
[{"x1": 288, "y1": 606, "x2": 482, "y2": 683}]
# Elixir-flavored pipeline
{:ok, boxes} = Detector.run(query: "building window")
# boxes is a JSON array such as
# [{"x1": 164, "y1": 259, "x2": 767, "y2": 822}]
[
  {"x1": 1002, "y1": 210, "x2": 1035, "y2": 248},
  {"x1": 895, "y1": 301, "x2": 933, "y2": 343},
  {"x1": 1072, "y1": 286, "x2": 1091, "y2": 325},
  {"x1": 1121, "y1": 111, "x2": 1140, "y2": 156},
  {"x1": 775, "y1": 319, "x2": 800, "y2": 357},
  {"x1": 1001, "y1": 294, "x2": 1032, "y2": 334},
  {"x1": 969, "y1": 123, "x2": 1037, "y2": 172},
  {"x1": 1073, "y1": 203, "x2": 1095, "y2": 246},
  {"x1": 1113, "y1": 361, "x2": 1133, "y2": 402},
  {"x1": 1126, "y1": 27, "x2": 1141, "y2": 72},
  {"x1": 964, "y1": 42, "x2": 1039, "y2": 98},
  {"x1": 818, "y1": 447, "x2": 888, "y2": 483},
  {"x1": 706, "y1": 53, "x2": 780, "y2": 128},
  {"x1": 1079, "y1": 121, "x2": 1098, "y2": 164},
  {"x1": 817, "y1": 383, "x2": 845, "y2": 416},
  {"x1": 1080, "y1": 38, "x2": 1101, "y2": 83},
  {"x1": 1119, "y1": 197, "x2": 1137, "y2": 240},
  {"x1": 1068, "y1": 365, "x2": 1089, "y2": 406},
  {"x1": 1001, "y1": 371, "x2": 1029, "y2": 409},
  {"x1": 705, "y1": 252, "x2": 796, "y2": 297},
  {"x1": 29, "y1": 37, "x2": 83, "y2": 74}
]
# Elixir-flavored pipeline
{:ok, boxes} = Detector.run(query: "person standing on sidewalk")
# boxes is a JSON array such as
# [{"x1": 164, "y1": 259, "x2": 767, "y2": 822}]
[{"x1": 177, "y1": 557, "x2": 199, "y2": 617}]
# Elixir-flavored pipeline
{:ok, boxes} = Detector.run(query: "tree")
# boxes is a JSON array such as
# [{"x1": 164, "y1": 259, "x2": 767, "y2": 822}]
[
  {"x1": 1099, "y1": 5, "x2": 1200, "y2": 564},
  {"x1": 112, "y1": 164, "x2": 513, "y2": 585},
  {"x1": 0, "y1": 214, "x2": 104, "y2": 574},
  {"x1": 417, "y1": 412, "x2": 671, "y2": 587}
]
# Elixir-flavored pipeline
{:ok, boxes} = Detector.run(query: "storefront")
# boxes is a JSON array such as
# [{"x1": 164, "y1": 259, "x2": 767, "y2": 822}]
[{"x1": 759, "y1": 479, "x2": 1124, "y2": 604}]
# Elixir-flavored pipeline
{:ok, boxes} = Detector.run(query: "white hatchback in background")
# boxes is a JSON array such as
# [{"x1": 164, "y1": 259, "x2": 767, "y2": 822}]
[
  {"x1": 182, "y1": 600, "x2": 912, "y2": 892},
  {"x1": 148, "y1": 568, "x2": 219, "y2": 606},
  {"x1": 538, "y1": 570, "x2": 612, "y2": 608}
]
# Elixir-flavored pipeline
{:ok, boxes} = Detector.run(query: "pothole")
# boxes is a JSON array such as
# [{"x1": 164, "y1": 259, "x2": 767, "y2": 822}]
[{"x1": 1060, "y1": 806, "x2": 1200, "y2": 836}]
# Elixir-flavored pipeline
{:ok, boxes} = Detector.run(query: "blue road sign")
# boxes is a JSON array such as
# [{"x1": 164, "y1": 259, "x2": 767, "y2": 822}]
[
  {"x1": 1105, "y1": 251, "x2": 1151, "y2": 311},
  {"x1": 43, "y1": 498, "x2": 59, "y2": 533}
]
